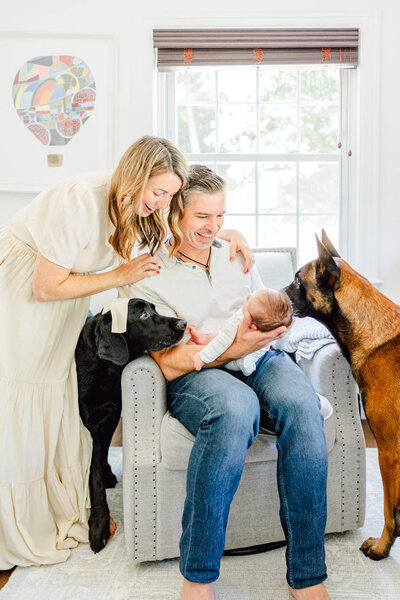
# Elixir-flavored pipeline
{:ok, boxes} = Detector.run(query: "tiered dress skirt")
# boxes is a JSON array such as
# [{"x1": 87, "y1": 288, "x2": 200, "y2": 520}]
[{"x1": 0, "y1": 224, "x2": 92, "y2": 568}]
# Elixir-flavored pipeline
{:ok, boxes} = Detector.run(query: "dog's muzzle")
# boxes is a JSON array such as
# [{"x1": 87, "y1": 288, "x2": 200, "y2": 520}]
[{"x1": 176, "y1": 319, "x2": 187, "y2": 330}]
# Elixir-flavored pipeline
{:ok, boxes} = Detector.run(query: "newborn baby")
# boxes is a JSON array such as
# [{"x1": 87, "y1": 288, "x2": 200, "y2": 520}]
[{"x1": 191, "y1": 288, "x2": 293, "y2": 372}]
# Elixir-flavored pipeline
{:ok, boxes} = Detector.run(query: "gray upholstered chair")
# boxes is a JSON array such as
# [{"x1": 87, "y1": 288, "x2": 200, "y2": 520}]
[{"x1": 121, "y1": 247, "x2": 366, "y2": 563}]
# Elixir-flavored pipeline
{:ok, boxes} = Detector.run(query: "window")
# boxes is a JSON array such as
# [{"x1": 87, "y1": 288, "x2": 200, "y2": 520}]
[{"x1": 158, "y1": 64, "x2": 354, "y2": 266}]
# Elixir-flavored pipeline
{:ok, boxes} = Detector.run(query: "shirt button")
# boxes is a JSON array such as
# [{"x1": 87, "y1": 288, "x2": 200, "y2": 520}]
[{"x1": 192, "y1": 265, "x2": 196, "y2": 269}]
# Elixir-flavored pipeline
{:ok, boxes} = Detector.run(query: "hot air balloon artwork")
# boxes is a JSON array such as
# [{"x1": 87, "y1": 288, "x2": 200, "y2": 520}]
[{"x1": 12, "y1": 55, "x2": 96, "y2": 165}]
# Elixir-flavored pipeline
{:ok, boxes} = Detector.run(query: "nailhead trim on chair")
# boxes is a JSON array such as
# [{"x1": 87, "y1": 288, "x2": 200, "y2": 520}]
[
  {"x1": 331, "y1": 356, "x2": 345, "y2": 530},
  {"x1": 131, "y1": 368, "x2": 157, "y2": 560},
  {"x1": 332, "y1": 354, "x2": 362, "y2": 530},
  {"x1": 346, "y1": 367, "x2": 363, "y2": 526},
  {"x1": 151, "y1": 372, "x2": 157, "y2": 559},
  {"x1": 132, "y1": 373, "x2": 139, "y2": 560}
]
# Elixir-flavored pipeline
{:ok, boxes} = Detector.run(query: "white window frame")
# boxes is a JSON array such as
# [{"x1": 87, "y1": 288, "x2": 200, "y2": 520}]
[{"x1": 157, "y1": 66, "x2": 356, "y2": 262}]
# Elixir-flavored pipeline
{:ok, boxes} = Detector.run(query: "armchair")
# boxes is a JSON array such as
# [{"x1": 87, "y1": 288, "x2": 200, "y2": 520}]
[{"x1": 121, "y1": 248, "x2": 366, "y2": 562}]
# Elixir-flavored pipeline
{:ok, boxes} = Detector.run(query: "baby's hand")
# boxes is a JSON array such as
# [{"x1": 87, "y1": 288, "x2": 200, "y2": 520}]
[{"x1": 193, "y1": 352, "x2": 206, "y2": 371}]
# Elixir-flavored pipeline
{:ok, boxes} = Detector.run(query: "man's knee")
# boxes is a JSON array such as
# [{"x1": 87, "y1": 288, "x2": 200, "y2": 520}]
[
  {"x1": 255, "y1": 351, "x2": 323, "y2": 426},
  {"x1": 274, "y1": 390, "x2": 325, "y2": 443},
  {"x1": 168, "y1": 369, "x2": 260, "y2": 443},
  {"x1": 208, "y1": 386, "x2": 260, "y2": 441}
]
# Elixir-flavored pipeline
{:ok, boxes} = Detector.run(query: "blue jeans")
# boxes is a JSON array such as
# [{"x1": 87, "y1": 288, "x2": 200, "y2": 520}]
[{"x1": 167, "y1": 349, "x2": 328, "y2": 589}]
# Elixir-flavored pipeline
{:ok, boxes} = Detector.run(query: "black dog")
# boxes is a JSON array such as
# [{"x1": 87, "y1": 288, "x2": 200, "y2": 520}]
[{"x1": 75, "y1": 298, "x2": 186, "y2": 553}]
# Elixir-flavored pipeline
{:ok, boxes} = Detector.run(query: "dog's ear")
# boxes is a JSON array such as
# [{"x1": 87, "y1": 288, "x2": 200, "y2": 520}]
[
  {"x1": 94, "y1": 314, "x2": 129, "y2": 365},
  {"x1": 321, "y1": 229, "x2": 341, "y2": 257},
  {"x1": 316, "y1": 235, "x2": 340, "y2": 290}
]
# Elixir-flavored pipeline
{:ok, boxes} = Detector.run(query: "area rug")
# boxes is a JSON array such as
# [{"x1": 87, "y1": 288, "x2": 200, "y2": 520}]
[{"x1": 1, "y1": 449, "x2": 400, "y2": 600}]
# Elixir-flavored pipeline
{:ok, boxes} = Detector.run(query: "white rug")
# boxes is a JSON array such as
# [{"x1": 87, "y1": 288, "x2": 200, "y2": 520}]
[{"x1": 2, "y1": 448, "x2": 400, "y2": 600}]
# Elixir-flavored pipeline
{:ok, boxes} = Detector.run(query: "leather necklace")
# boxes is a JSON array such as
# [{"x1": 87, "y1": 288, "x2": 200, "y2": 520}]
[{"x1": 177, "y1": 247, "x2": 212, "y2": 283}]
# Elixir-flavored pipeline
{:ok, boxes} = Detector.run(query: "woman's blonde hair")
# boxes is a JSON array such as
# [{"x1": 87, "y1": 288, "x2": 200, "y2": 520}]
[
  {"x1": 108, "y1": 136, "x2": 188, "y2": 260},
  {"x1": 168, "y1": 164, "x2": 226, "y2": 257}
]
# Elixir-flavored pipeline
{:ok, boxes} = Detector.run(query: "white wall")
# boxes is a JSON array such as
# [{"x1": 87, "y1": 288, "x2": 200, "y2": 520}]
[{"x1": 1, "y1": 0, "x2": 400, "y2": 301}]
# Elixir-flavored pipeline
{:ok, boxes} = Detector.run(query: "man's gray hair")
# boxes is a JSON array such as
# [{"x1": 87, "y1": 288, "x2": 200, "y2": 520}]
[{"x1": 181, "y1": 164, "x2": 226, "y2": 207}]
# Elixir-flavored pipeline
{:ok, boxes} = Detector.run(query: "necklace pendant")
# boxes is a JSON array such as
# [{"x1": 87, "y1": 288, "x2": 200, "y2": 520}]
[{"x1": 177, "y1": 247, "x2": 212, "y2": 284}]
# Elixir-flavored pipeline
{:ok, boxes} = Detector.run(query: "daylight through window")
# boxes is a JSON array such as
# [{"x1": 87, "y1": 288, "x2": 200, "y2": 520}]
[{"x1": 159, "y1": 65, "x2": 353, "y2": 265}]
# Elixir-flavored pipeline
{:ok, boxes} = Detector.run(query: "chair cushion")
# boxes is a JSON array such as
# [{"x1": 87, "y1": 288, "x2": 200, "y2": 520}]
[
  {"x1": 160, "y1": 393, "x2": 334, "y2": 471},
  {"x1": 253, "y1": 250, "x2": 295, "y2": 291}
]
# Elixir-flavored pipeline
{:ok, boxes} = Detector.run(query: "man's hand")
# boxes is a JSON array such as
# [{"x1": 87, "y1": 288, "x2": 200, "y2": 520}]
[{"x1": 214, "y1": 310, "x2": 288, "y2": 365}]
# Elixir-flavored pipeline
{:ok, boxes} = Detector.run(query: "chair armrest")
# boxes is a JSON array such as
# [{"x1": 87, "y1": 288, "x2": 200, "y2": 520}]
[
  {"x1": 298, "y1": 342, "x2": 366, "y2": 531},
  {"x1": 121, "y1": 354, "x2": 167, "y2": 561},
  {"x1": 121, "y1": 354, "x2": 167, "y2": 464},
  {"x1": 296, "y1": 342, "x2": 362, "y2": 446}
]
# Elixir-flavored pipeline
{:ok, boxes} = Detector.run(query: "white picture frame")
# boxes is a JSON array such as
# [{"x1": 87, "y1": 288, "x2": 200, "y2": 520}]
[{"x1": 0, "y1": 32, "x2": 117, "y2": 190}]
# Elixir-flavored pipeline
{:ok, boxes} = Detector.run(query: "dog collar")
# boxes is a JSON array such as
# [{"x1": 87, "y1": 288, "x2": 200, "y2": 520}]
[{"x1": 102, "y1": 297, "x2": 130, "y2": 333}]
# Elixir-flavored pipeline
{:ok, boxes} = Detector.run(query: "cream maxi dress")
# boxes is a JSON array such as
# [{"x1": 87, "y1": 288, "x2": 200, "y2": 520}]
[{"x1": 0, "y1": 171, "x2": 116, "y2": 569}]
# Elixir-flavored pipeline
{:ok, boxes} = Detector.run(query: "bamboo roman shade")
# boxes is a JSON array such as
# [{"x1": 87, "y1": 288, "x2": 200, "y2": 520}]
[{"x1": 154, "y1": 28, "x2": 359, "y2": 69}]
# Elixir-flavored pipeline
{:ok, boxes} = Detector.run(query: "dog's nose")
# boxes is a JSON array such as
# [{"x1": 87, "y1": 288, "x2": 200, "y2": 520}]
[{"x1": 176, "y1": 319, "x2": 187, "y2": 330}]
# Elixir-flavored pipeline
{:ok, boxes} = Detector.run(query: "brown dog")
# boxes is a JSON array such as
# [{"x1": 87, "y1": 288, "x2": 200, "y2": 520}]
[{"x1": 285, "y1": 229, "x2": 400, "y2": 560}]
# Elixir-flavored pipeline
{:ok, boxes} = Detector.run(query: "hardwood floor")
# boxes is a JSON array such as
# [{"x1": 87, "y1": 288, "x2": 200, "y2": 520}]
[
  {"x1": 0, "y1": 419, "x2": 377, "y2": 590},
  {"x1": 0, "y1": 568, "x2": 15, "y2": 590}
]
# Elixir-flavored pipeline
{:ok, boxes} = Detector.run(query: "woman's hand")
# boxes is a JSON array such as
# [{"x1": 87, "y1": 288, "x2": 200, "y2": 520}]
[
  {"x1": 218, "y1": 229, "x2": 255, "y2": 273},
  {"x1": 115, "y1": 253, "x2": 160, "y2": 286}
]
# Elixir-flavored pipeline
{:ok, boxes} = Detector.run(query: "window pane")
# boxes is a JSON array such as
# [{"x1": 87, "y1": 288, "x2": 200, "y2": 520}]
[
  {"x1": 216, "y1": 162, "x2": 255, "y2": 213},
  {"x1": 223, "y1": 215, "x2": 256, "y2": 247},
  {"x1": 218, "y1": 70, "x2": 256, "y2": 102},
  {"x1": 298, "y1": 215, "x2": 339, "y2": 266},
  {"x1": 218, "y1": 105, "x2": 256, "y2": 152},
  {"x1": 300, "y1": 69, "x2": 338, "y2": 102},
  {"x1": 163, "y1": 64, "x2": 347, "y2": 264},
  {"x1": 259, "y1": 69, "x2": 297, "y2": 102},
  {"x1": 178, "y1": 105, "x2": 216, "y2": 153},
  {"x1": 258, "y1": 216, "x2": 297, "y2": 248},
  {"x1": 259, "y1": 105, "x2": 297, "y2": 153},
  {"x1": 300, "y1": 105, "x2": 339, "y2": 153},
  {"x1": 176, "y1": 71, "x2": 215, "y2": 102},
  {"x1": 188, "y1": 161, "x2": 216, "y2": 170},
  {"x1": 258, "y1": 162, "x2": 296, "y2": 213},
  {"x1": 299, "y1": 162, "x2": 339, "y2": 213}
]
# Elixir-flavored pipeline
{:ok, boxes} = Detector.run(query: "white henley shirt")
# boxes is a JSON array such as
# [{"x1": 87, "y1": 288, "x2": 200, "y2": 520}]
[{"x1": 118, "y1": 238, "x2": 265, "y2": 355}]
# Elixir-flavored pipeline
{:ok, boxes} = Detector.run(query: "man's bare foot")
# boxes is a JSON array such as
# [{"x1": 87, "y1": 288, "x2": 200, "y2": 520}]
[
  {"x1": 108, "y1": 517, "x2": 117, "y2": 541},
  {"x1": 180, "y1": 578, "x2": 216, "y2": 600},
  {"x1": 289, "y1": 582, "x2": 330, "y2": 600}
]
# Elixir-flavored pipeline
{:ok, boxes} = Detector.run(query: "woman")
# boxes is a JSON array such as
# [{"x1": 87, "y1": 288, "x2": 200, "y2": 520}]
[{"x1": 0, "y1": 136, "x2": 253, "y2": 569}]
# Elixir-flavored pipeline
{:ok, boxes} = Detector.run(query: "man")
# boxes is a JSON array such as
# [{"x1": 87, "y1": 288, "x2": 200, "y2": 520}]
[{"x1": 120, "y1": 165, "x2": 330, "y2": 600}]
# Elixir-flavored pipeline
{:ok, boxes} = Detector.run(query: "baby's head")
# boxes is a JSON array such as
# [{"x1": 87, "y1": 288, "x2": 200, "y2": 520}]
[{"x1": 245, "y1": 289, "x2": 293, "y2": 332}]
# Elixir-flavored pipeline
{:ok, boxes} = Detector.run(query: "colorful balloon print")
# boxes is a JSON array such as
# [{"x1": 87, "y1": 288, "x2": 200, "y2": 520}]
[{"x1": 12, "y1": 55, "x2": 96, "y2": 146}]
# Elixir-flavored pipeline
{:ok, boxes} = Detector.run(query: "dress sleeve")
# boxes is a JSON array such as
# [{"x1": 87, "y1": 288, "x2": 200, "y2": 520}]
[{"x1": 25, "y1": 181, "x2": 95, "y2": 269}]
